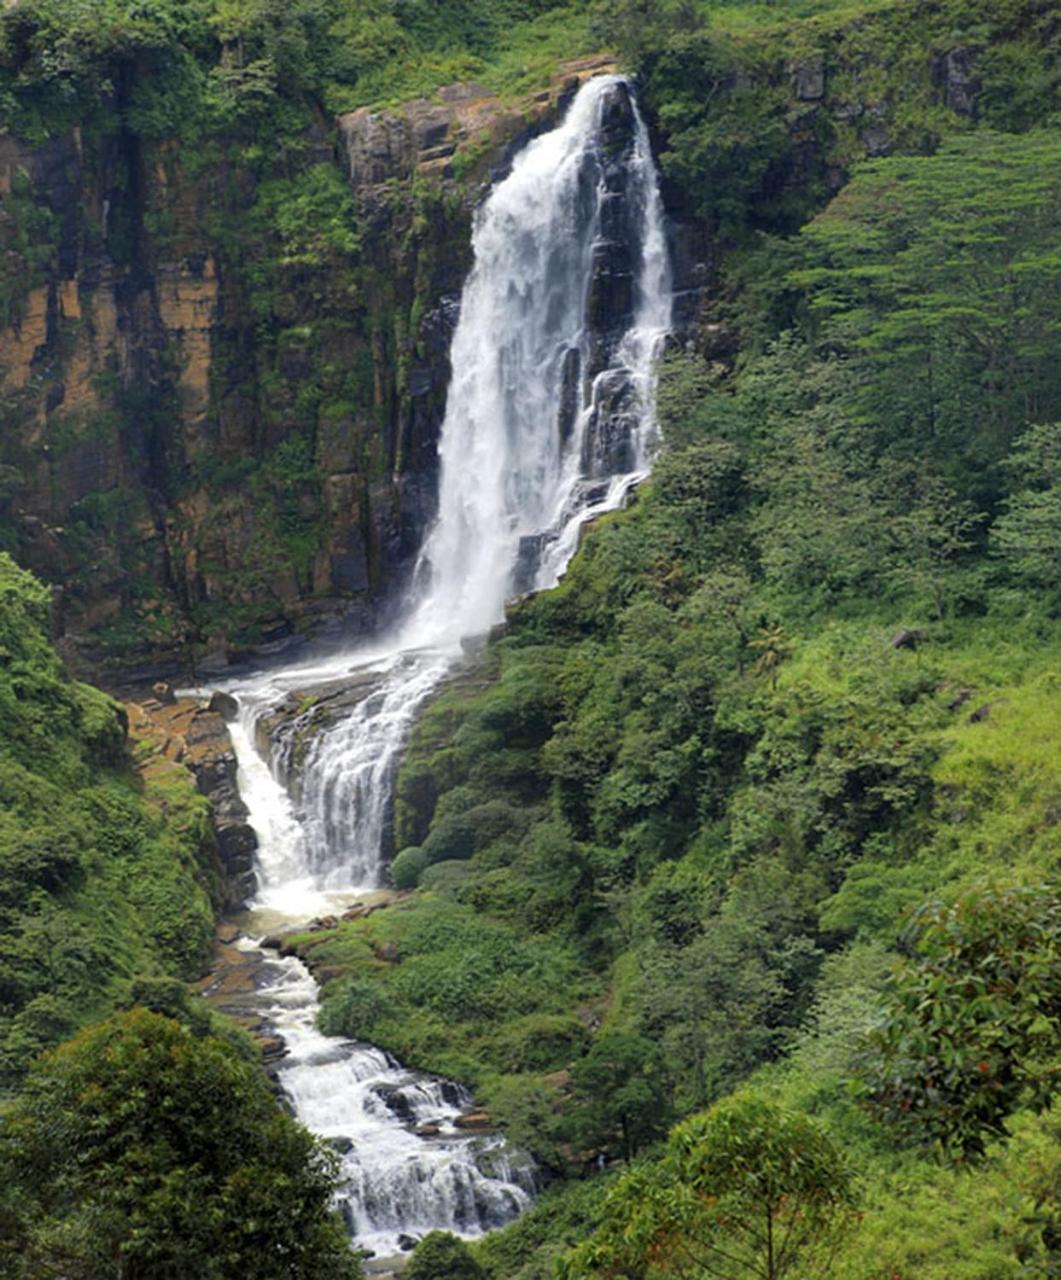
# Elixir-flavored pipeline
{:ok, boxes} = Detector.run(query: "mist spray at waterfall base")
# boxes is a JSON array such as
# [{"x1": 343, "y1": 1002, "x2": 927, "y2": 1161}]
[{"x1": 220, "y1": 75, "x2": 671, "y2": 1261}]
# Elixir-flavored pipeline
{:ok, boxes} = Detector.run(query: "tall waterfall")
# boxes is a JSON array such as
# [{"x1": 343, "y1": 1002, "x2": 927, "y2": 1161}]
[
  {"x1": 221, "y1": 74, "x2": 671, "y2": 1261},
  {"x1": 275, "y1": 74, "x2": 671, "y2": 898},
  {"x1": 406, "y1": 72, "x2": 671, "y2": 646}
]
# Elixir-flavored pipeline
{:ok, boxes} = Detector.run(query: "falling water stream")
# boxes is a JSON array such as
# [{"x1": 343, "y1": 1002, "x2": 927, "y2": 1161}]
[{"x1": 218, "y1": 75, "x2": 671, "y2": 1263}]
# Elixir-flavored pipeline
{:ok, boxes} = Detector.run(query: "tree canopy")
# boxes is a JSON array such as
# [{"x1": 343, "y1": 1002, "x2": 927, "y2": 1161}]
[
  {"x1": 0, "y1": 1008, "x2": 359, "y2": 1280},
  {"x1": 561, "y1": 1093, "x2": 857, "y2": 1280}
]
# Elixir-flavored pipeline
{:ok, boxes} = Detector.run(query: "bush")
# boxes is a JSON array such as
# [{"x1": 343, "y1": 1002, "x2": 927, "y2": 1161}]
[
  {"x1": 390, "y1": 845, "x2": 429, "y2": 889},
  {"x1": 407, "y1": 1231, "x2": 484, "y2": 1280},
  {"x1": 420, "y1": 859, "x2": 474, "y2": 896},
  {"x1": 861, "y1": 882, "x2": 1061, "y2": 1158}
]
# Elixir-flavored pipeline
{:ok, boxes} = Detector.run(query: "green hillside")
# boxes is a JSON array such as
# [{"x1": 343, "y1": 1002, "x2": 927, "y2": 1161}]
[{"x1": 0, "y1": 0, "x2": 1057, "y2": 1276}]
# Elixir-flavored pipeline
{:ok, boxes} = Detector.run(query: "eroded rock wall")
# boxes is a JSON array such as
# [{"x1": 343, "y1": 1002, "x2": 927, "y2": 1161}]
[{"x1": 0, "y1": 58, "x2": 615, "y2": 683}]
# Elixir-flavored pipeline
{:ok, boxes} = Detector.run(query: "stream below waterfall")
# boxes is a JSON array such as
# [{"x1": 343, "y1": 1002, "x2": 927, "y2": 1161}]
[{"x1": 210, "y1": 73, "x2": 671, "y2": 1265}]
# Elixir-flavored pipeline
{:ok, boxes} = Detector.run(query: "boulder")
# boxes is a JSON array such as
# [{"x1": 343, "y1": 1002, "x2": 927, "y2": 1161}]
[
  {"x1": 946, "y1": 688, "x2": 973, "y2": 712},
  {"x1": 208, "y1": 689, "x2": 239, "y2": 721},
  {"x1": 943, "y1": 47, "x2": 980, "y2": 117},
  {"x1": 454, "y1": 1108, "x2": 493, "y2": 1131},
  {"x1": 890, "y1": 627, "x2": 928, "y2": 650},
  {"x1": 152, "y1": 681, "x2": 177, "y2": 705},
  {"x1": 791, "y1": 59, "x2": 825, "y2": 101}
]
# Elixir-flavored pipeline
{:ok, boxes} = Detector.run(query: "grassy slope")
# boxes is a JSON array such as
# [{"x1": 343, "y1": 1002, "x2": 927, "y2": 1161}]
[{"x1": 0, "y1": 552, "x2": 219, "y2": 1090}]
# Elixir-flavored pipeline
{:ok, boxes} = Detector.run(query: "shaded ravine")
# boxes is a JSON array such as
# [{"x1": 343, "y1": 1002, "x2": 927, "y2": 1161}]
[{"x1": 219, "y1": 74, "x2": 671, "y2": 1263}]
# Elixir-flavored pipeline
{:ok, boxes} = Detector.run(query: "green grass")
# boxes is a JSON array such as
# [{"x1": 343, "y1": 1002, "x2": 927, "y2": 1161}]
[{"x1": 324, "y1": 5, "x2": 596, "y2": 113}]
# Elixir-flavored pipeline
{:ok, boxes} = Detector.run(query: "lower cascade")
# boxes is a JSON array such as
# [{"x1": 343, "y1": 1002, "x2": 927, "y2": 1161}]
[{"x1": 220, "y1": 73, "x2": 671, "y2": 1261}]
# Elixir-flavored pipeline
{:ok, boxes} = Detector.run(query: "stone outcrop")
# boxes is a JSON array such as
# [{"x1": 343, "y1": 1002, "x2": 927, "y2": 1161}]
[
  {"x1": 0, "y1": 56, "x2": 618, "y2": 685},
  {"x1": 336, "y1": 57, "x2": 616, "y2": 198},
  {"x1": 127, "y1": 696, "x2": 258, "y2": 907}
]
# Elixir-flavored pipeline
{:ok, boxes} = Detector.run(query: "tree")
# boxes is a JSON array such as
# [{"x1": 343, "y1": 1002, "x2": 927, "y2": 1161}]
[
  {"x1": 0, "y1": 1008, "x2": 359, "y2": 1280},
  {"x1": 749, "y1": 625, "x2": 792, "y2": 689},
  {"x1": 406, "y1": 1231, "x2": 485, "y2": 1280},
  {"x1": 561, "y1": 1093, "x2": 856, "y2": 1280},
  {"x1": 861, "y1": 882, "x2": 1060, "y2": 1159},
  {"x1": 992, "y1": 423, "x2": 1061, "y2": 594},
  {"x1": 791, "y1": 131, "x2": 1061, "y2": 509},
  {"x1": 570, "y1": 1032, "x2": 669, "y2": 1161}
]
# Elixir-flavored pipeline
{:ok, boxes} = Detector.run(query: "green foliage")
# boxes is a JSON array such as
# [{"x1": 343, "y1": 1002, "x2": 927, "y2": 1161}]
[
  {"x1": 861, "y1": 882, "x2": 1060, "y2": 1158},
  {"x1": 0, "y1": 552, "x2": 216, "y2": 1085},
  {"x1": 562, "y1": 1092, "x2": 857, "y2": 1280},
  {"x1": 569, "y1": 1031, "x2": 669, "y2": 1160},
  {"x1": 791, "y1": 131, "x2": 1061, "y2": 512},
  {"x1": 311, "y1": 897, "x2": 588, "y2": 1096},
  {"x1": 992, "y1": 423, "x2": 1061, "y2": 596},
  {"x1": 0, "y1": 0, "x2": 595, "y2": 138},
  {"x1": 391, "y1": 845, "x2": 429, "y2": 889},
  {"x1": 0, "y1": 1008, "x2": 358, "y2": 1279},
  {"x1": 830, "y1": 1108, "x2": 1061, "y2": 1279},
  {"x1": 407, "y1": 1231, "x2": 485, "y2": 1280}
]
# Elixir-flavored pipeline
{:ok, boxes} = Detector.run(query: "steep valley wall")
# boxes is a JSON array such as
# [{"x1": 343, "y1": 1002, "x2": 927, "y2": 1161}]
[
  {"x1": 0, "y1": 0, "x2": 1037, "y2": 684},
  {"x1": 0, "y1": 57, "x2": 619, "y2": 682}
]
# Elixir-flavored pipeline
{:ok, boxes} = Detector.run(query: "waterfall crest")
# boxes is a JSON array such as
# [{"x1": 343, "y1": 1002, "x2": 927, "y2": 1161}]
[{"x1": 221, "y1": 73, "x2": 671, "y2": 1260}]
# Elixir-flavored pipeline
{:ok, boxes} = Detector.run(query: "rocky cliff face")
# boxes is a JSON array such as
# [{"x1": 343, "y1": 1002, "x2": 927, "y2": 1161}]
[{"x1": 0, "y1": 56, "x2": 617, "y2": 683}]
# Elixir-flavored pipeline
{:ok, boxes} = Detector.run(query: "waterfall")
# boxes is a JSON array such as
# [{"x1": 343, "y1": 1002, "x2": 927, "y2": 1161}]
[
  {"x1": 280, "y1": 74, "x2": 671, "y2": 895},
  {"x1": 406, "y1": 73, "x2": 671, "y2": 646},
  {"x1": 219, "y1": 73, "x2": 671, "y2": 1261}
]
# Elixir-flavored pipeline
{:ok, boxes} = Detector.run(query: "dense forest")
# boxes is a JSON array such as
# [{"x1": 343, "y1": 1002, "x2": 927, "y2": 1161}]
[{"x1": 0, "y1": 0, "x2": 1058, "y2": 1277}]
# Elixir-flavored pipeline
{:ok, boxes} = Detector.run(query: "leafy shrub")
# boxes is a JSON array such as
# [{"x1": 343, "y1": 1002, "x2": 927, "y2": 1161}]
[
  {"x1": 407, "y1": 1231, "x2": 484, "y2": 1280},
  {"x1": 419, "y1": 859, "x2": 474, "y2": 896},
  {"x1": 861, "y1": 882, "x2": 1061, "y2": 1158},
  {"x1": 0, "y1": 1009, "x2": 358, "y2": 1279},
  {"x1": 390, "y1": 845, "x2": 428, "y2": 889}
]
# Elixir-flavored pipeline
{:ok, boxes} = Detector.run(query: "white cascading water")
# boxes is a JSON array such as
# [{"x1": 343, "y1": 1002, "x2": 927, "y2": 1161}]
[{"x1": 218, "y1": 74, "x2": 670, "y2": 1262}]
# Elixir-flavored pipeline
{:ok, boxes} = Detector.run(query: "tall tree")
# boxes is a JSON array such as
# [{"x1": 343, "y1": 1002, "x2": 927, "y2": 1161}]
[
  {"x1": 561, "y1": 1093, "x2": 856, "y2": 1280},
  {"x1": 0, "y1": 1008, "x2": 359, "y2": 1280}
]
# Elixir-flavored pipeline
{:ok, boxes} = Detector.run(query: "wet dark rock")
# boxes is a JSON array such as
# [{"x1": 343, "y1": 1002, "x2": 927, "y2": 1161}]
[
  {"x1": 582, "y1": 369, "x2": 638, "y2": 478},
  {"x1": 208, "y1": 690, "x2": 239, "y2": 721},
  {"x1": 373, "y1": 1083, "x2": 417, "y2": 1124},
  {"x1": 397, "y1": 1234, "x2": 421, "y2": 1253},
  {"x1": 460, "y1": 632, "x2": 490, "y2": 658},
  {"x1": 861, "y1": 121, "x2": 891, "y2": 157},
  {"x1": 152, "y1": 681, "x2": 176, "y2": 705},
  {"x1": 557, "y1": 346, "x2": 581, "y2": 446},
  {"x1": 946, "y1": 688, "x2": 973, "y2": 712},
  {"x1": 259, "y1": 1036, "x2": 287, "y2": 1063},
  {"x1": 791, "y1": 59, "x2": 825, "y2": 100},
  {"x1": 454, "y1": 1108, "x2": 493, "y2": 1131},
  {"x1": 584, "y1": 80, "x2": 641, "y2": 381},
  {"x1": 941, "y1": 47, "x2": 980, "y2": 116},
  {"x1": 512, "y1": 533, "x2": 549, "y2": 595}
]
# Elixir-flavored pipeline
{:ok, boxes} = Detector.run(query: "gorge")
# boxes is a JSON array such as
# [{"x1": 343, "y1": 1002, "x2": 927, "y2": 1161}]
[
  {"x1": 1, "y1": 3, "x2": 1057, "y2": 1277},
  {"x1": 220, "y1": 73, "x2": 671, "y2": 1261}
]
